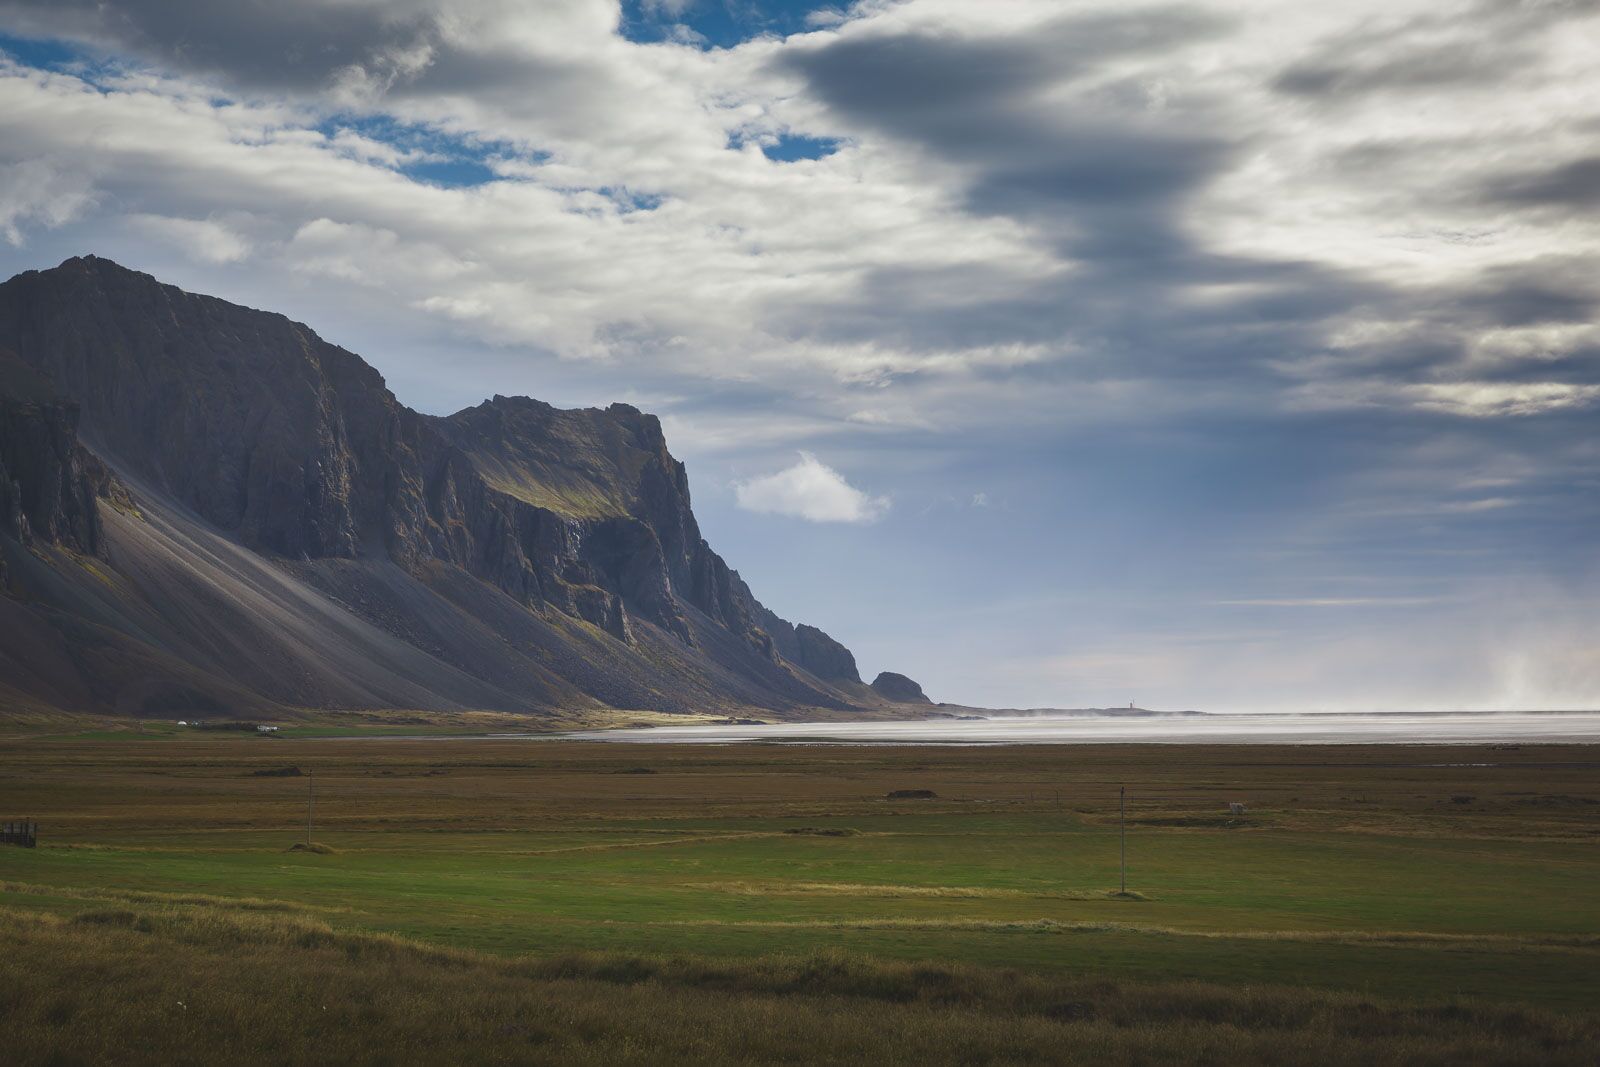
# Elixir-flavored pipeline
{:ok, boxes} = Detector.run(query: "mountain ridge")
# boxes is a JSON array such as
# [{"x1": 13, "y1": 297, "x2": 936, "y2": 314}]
[{"x1": 0, "y1": 255, "x2": 923, "y2": 722}]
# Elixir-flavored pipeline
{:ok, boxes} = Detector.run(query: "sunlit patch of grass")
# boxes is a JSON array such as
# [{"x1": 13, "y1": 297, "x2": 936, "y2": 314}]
[{"x1": 0, "y1": 880, "x2": 335, "y2": 914}]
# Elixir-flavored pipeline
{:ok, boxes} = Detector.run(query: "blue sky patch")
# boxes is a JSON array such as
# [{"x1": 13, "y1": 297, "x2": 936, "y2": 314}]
[
  {"x1": 0, "y1": 33, "x2": 81, "y2": 70},
  {"x1": 403, "y1": 156, "x2": 501, "y2": 189},
  {"x1": 0, "y1": 31, "x2": 129, "y2": 90},
  {"x1": 729, "y1": 130, "x2": 842, "y2": 161},
  {"x1": 319, "y1": 115, "x2": 529, "y2": 189},
  {"x1": 619, "y1": 1, "x2": 842, "y2": 49},
  {"x1": 761, "y1": 134, "x2": 842, "y2": 162}
]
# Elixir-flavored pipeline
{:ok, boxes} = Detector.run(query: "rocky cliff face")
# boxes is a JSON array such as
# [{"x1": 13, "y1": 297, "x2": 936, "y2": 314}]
[
  {"x1": 0, "y1": 256, "x2": 914, "y2": 719},
  {"x1": 0, "y1": 350, "x2": 116, "y2": 566},
  {"x1": 434, "y1": 394, "x2": 770, "y2": 649},
  {"x1": 750, "y1": 608, "x2": 861, "y2": 682},
  {"x1": 871, "y1": 671, "x2": 930, "y2": 703}
]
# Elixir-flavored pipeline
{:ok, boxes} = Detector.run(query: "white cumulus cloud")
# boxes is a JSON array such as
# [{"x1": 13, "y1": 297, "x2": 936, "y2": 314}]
[
  {"x1": 0, "y1": 158, "x2": 94, "y2": 246},
  {"x1": 735, "y1": 452, "x2": 889, "y2": 524},
  {"x1": 126, "y1": 214, "x2": 250, "y2": 264}
]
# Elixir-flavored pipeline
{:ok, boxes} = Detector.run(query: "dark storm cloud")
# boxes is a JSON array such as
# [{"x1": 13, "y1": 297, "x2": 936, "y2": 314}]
[
  {"x1": 1411, "y1": 257, "x2": 1600, "y2": 334},
  {"x1": 1470, "y1": 276, "x2": 1600, "y2": 329},
  {"x1": 782, "y1": 31, "x2": 1055, "y2": 115},
  {"x1": 769, "y1": 8, "x2": 1400, "y2": 398},
  {"x1": 778, "y1": 8, "x2": 1237, "y2": 231},
  {"x1": 957, "y1": 117, "x2": 1232, "y2": 231},
  {"x1": 770, "y1": 2, "x2": 1600, "y2": 431},
  {"x1": 0, "y1": 0, "x2": 438, "y2": 90},
  {"x1": 783, "y1": 6, "x2": 1231, "y2": 102},
  {"x1": 794, "y1": 254, "x2": 1374, "y2": 354},
  {"x1": 774, "y1": 7, "x2": 1255, "y2": 291},
  {"x1": 1481, "y1": 156, "x2": 1600, "y2": 210}
]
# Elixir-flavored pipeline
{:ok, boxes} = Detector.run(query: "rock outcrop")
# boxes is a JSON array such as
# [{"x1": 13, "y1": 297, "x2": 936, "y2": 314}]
[
  {"x1": 0, "y1": 256, "x2": 923, "y2": 720},
  {"x1": 793, "y1": 624, "x2": 862, "y2": 683},
  {"x1": 0, "y1": 349, "x2": 117, "y2": 563},
  {"x1": 751, "y1": 608, "x2": 859, "y2": 681},
  {"x1": 871, "y1": 671, "x2": 931, "y2": 704}
]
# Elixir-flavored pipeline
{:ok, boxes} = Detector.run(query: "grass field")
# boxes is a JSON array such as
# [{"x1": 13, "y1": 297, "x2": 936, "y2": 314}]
[{"x1": 0, "y1": 738, "x2": 1597, "y2": 1063}]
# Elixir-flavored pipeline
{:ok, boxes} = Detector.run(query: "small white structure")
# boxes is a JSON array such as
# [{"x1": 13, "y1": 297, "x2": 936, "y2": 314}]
[
  {"x1": 1228, "y1": 802, "x2": 1247, "y2": 815},
  {"x1": 256, "y1": 725, "x2": 280, "y2": 734}
]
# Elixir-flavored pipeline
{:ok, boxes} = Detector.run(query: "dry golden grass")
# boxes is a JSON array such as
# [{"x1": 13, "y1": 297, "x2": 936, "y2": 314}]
[{"x1": 0, "y1": 880, "x2": 328, "y2": 913}]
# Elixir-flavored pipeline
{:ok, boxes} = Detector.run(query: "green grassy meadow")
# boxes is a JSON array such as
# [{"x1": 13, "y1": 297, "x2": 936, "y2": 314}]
[{"x1": 0, "y1": 738, "x2": 1596, "y2": 1063}]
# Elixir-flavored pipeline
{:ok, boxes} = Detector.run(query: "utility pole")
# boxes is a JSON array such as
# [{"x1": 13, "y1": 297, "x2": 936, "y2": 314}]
[
  {"x1": 306, "y1": 768, "x2": 315, "y2": 848},
  {"x1": 1119, "y1": 784, "x2": 1127, "y2": 894}
]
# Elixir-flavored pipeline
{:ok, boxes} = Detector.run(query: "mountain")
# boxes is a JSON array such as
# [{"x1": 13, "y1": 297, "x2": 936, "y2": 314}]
[{"x1": 0, "y1": 256, "x2": 927, "y2": 722}]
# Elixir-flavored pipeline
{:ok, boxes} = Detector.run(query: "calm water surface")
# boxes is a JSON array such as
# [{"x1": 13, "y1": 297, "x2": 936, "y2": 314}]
[{"x1": 548, "y1": 711, "x2": 1600, "y2": 745}]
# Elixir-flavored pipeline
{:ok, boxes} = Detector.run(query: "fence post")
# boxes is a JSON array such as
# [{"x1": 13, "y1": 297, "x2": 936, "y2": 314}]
[{"x1": 1119, "y1": 786, "x2": 1127, "y2": 895}]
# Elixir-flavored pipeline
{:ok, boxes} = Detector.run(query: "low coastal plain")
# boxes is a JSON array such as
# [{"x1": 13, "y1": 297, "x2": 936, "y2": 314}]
[{"x1": 0, "y1": 737, "x2": 1596, "y2": 1064}]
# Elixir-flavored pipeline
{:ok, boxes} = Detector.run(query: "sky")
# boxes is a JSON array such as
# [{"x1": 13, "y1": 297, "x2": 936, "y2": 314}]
[{"x1": 0, "y1": 0, "x2": 1597, "y2": 711}]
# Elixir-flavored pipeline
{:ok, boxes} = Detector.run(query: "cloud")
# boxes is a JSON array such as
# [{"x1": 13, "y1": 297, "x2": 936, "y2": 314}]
[
  {"x1": 1215, "y1": 597, "x2": 1444, "y2": 608},
  {"x1": 0, "y1": 158, "x2": 93, "y2": 245},
  {"x1": 3, "y1": 0, "x2": 1596, "y2": 427},
  {"x1": 1481, "y1": 155, "x2": 1600, "y2": 211},
  {"x1": 1270, "y1": 0, "x2": 1597, "y2": 103},
  {"x1": 287, "y1": 217, "x2": 473, "y2": 287},
  {"x1": 0, "y1": 0, "x2": 443, "y2": 93},
  {"x1": 126, "y1": 214, "x2": 250, "y2": 263},
  {"x1": 1290, "y1": 379, "x2": 1600, "y2": 418},
  {"x1": 735, "y1": 452, "x2": 889, "y2": 523},
  {"x1": 326, "y1": 127, "x2": 439, "y2": 168},
  {"x1": 775, "y1": 9, "x2": 1239, "y2": 236},
  {"x1": 1409, "y1": 382, "x2": 1600, "y2": 418},
  {"x1": 639, "y1": 0, "x2": 696, "y2": 17},
  {"x1": 1273, "y1": 39, "x2": 1528, "y2": 99}
]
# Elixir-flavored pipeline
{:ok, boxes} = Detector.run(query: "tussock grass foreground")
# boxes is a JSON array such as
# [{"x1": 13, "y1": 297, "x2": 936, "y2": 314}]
[{"x1": 1, "y1": 905, "x2": 1595, "y2": 1067}]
